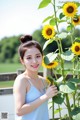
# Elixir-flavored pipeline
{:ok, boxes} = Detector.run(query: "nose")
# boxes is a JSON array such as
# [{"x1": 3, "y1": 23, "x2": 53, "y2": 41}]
[{"x1": 32, "y1": 58, "x2": 37, "y2": 63}]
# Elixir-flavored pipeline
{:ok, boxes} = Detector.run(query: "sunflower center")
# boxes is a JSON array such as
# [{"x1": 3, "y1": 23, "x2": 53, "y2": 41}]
[
  {"x1": 67, "y1": 6, "x2": 74, "y2": 13},
  {"x1": 75, "y1": 46, "x2": 80, "y2": 52},
  {"x1": 49, "y1": 63, "x2": 54, "y2": 66},
  {"x1": 73, "y1": 18, "x2": 79, "y2": 22},
  {"x1": 46, "y1": 28, "x2": 52, "y2": 36}
]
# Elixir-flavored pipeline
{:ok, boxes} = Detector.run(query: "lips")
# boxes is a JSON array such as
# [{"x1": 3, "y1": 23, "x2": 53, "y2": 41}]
[{"x1": 31, "y1": 64, "x2": 39, "y2": 68}]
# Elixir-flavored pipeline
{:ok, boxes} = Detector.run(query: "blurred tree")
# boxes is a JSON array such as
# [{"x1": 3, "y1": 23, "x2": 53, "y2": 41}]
[
  {"x1": 32, "y1": 29, "x2": 45, "y2": 47},
  {"x1": 0, "y1": 28, "x2": 79, "y2": 63},
  {"x1": 0, "y1": 35, "x2": 20, "y2": 63}
]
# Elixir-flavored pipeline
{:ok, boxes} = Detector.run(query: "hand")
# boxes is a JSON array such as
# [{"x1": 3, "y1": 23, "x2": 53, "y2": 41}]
[{"x1": 45, "y1": 85, "x2": 58, "y2": 99}]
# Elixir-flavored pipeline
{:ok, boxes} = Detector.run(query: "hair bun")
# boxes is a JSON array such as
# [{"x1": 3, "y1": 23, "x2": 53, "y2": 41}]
[{"x1": 20, "y1": 35, "x2": 32, "y2": 43}]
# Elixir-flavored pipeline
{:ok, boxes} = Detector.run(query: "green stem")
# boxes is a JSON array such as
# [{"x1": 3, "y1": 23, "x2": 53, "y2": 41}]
[
  {"x1": 70, "y1": 18, "x2": 74, "y2": 44},
  {"x1": 52, "y1": 1, "x2": 73, "y2": 120},
  {"x1": 58, "y1": 104, "x2": 62, "y2": 120},
  {"x1": 72, "y1": 61, "x2": 75, "y2": 109},
  {"x1": 52, "y1": 98, "x2": 54, "y2": 120},
  {"x1": 78, "y1": 98, "x2": 79, "y2": 107},
  {"x1": 77, "y1": 58, "x2": 80, "y2": 79},
  {"x1": 72, "y1": 57, "x2": 77, "y2": 108},
  {"x1": 53, "y1": 0, "x2": 59, "y2": 33},
  {"x1": 70, "y1": 18, "x2": 77, "y2": 110},
  {"x1": 53, "y1": 0, "x2": 65, "y2": 81},
  {"x1": 73, "y1": 92, "x2": 76, "y2": 108},
  {"x1": 73, "y1": 61, "x2": 75, "y2": 78},
  {"x1": 52, "y1": 69, "x2": 58, "y2": 80},
  {"x1": 66, "y1": 94, "x2": 73, "y2": 120}
]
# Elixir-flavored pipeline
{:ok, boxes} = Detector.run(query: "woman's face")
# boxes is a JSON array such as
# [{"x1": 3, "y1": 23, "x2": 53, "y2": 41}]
[{"x1": 23, "y1": 47, "x2": 42, "y2": 72}]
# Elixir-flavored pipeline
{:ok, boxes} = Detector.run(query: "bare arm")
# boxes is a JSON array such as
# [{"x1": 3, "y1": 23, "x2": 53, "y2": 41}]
[{"x1": 13, "y1": 76, "x2": 58, "y2": 116}]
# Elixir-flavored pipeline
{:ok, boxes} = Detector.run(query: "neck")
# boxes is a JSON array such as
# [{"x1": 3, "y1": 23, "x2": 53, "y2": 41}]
[{"x1": 24, "y1": 70, "x2": 38, "y2": 80}]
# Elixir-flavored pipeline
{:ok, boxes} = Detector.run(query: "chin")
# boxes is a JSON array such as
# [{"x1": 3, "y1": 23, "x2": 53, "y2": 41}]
[{"x1": 31, "y1": 67, "x2": 39, "y2": 72}]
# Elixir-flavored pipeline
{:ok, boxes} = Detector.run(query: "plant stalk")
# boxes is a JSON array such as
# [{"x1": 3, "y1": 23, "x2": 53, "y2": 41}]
[
  {"x1": 52, "y1": 98, "x2": 54, "y2": 120},
  {"x1": 66, "y1": 94, "x2": 73, "y2": 120}
]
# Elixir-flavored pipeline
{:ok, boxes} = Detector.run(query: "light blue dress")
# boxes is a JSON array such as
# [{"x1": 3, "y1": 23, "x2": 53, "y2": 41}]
[{"x1": 15, "y1": 80, "x2": 49, "y2": 120}]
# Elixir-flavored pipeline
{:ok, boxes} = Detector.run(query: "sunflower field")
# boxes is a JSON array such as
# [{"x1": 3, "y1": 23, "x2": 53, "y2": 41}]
[{"x1": 38, "y1": 0, "x2": 80, "y2": 120}]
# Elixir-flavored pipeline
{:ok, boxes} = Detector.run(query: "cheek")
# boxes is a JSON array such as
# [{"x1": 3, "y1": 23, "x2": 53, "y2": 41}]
[
  {"x1": 38, "y1": 57, "x2": 42, "y2": 64},
  {"x1": 24, "y1": 59, "x2": 29, "y2": 65}
]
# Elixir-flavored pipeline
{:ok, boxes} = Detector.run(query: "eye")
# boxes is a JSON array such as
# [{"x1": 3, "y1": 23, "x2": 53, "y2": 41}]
[
  {"x1": 36, "y1": 55, "x2": 41, "y2": 58},
  {"x1": 26, "y1": 57, "x2": 32, "y2": 59}
]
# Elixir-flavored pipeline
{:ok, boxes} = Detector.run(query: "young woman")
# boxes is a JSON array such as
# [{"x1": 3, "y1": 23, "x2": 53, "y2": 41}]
[{"x1": 13, "y1": 35, "x2": 58, "y2": 120}]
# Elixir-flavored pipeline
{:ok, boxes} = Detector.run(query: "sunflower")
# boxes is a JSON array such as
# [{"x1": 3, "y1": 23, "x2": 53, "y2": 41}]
[
  {"x1": 63, "y1": 2, "x2": 78, "y2": 17},
  {"x1": 42, "y1": 59, "x2": 58, "y2": 69},
  {"x1": 72, "y1": 16, "x2": 80, "y2": 26},
  {"x1": 42, "y1": 25, "x2": 55, "y2": 39},
  {"x1": 71, "y1": 42, "x2": 80, "y2": 55}
]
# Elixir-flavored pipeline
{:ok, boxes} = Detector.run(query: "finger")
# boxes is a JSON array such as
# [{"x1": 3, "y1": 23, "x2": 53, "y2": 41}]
[
  {"x1": 52, "y1": 86, "x2": 58, "y2": 90},
  {"x1": 50, "y1": 85, "x2": 56, "y2": 88},
  {"x1": 55, "y1": 90, "x2": 58, "y2": 93}
]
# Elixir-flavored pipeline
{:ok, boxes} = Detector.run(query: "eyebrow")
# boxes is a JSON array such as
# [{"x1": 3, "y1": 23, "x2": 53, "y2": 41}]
[
  {"x1": 36, "y1": 53, "x2": 41, "y2": 55},
  {"x1": 26, "y1": 53, "x2": 41, "y2": 57}
]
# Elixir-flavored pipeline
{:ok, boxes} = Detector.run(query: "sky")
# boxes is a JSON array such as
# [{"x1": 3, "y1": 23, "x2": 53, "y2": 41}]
[
  {"x1": 0, "y1": 0, "x2": 80, "y2": 40},
  {"x1": 0, "y1": 0, "x2": 53, "y2": 40}
]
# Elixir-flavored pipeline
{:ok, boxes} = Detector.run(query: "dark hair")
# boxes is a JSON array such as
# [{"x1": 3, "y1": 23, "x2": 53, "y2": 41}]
[{"x1": 18, "y1": 35, "x2": 43, "y2": 59}]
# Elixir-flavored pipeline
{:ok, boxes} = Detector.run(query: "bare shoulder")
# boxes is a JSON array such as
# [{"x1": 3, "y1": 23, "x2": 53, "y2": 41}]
[
  {"x1": 13, "y1": 73, "x2": 28, "y2": 92},
  {"x1": 13, "y1": 74, "x2": 25, "y2": 86}
]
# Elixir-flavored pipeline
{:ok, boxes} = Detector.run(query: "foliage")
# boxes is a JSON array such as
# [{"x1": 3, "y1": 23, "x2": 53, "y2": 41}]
[
  {"x1": 0, "y1": 36, "x2": 21, "y2": 63},
  {"x1": 0, "y1": 28, "x2": 79, "y2": 63},
  {"x1": 38, "y1": 0, "x2": 80, "y2": 120},
  {"x1": 32, "y1": 29, "x2": 45, "y2": 47},
  {"x1": 0, "y1": 32, "x2": 44, "y2": 63}
]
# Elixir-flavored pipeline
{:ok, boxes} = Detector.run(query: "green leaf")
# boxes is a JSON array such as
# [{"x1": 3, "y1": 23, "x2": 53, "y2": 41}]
[
  {"x1": 63, "y1": 50, "x2": 72, "y2": 56},
  {"x1": 43, "y1": 39, "x2": 54, "y2": 50},
  {"x1": 75, "y1": 37, "x2": 80, "y2": 41},
  {"x1": 57, "y1": 32, "x2": 68, "y2": 39},
  {"x1": 53, "y1": 93, "x2": 65, "y2": 104},
  {"x1": 59, "y1": 13, "x2": 65, "y2": 19},
  {"x1": 38, "y1": 0, "x2": 51, "y2": 9},
  {"x1": 58, "y1": 20, "x2": 66, "y2": 23},
  {"x1": 75, "y1": 2, "x2": 80, "y2": 7},
  {"x1": 56, "y1": 76, "x2": 63, "y2": 83},
  {"x1": 44, "y1": 52, "x2": 58, "y2": 64},
  {"x1": 54, "y1": 108, "x2": 63, "y2": 114},
  {"x1": 73, "y1": 113, "x2": 80, "y2": 120},
  {"x1": 47, "y1": 76, "x2": 59, "y2": 91},
  {"x1": 67, "y1": 25, "x2": 71, "y2": 31},
  {"x1": 59, "y1": 82, "x2": 76, "y2": 93},
  {"x1": 61, "y1": 51, "x2": 74, "y2": 61},
  {"x1": 42, "y1": 16, "x2": 53, "y2": 23},
  {"x1": 67, "y1": 24, "x2": 74, "y2": 31},
  {"x1": 71, "y1": 107, "x2": 80, "y2": 116},
  {"x1": 68, "y1": 78, "x2": 80, "y2": 84},
  {"x1": 49, "y1": 18, "x2": 56, "y2": 26},
  {"x1": 47, "y1": 76, "x2": 56, "y2": 85}
]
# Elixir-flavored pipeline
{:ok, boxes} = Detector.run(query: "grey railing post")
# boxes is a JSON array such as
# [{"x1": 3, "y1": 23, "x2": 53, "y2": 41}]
[{"x1": 43, "y1": 68, "x2": 52, "y2": 78}]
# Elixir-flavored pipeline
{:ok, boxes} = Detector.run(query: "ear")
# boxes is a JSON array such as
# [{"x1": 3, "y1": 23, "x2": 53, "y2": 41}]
[{"x1": 20, "y1": 57, "x2": 24, "y2": 65}]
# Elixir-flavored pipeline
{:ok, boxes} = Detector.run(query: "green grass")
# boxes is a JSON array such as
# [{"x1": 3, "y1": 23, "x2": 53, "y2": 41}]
[
  {"x1": 0, "y1": 62, "x2": 74, "y2": 88},
  {"x1": 0, "y1": 63, "x2": 43, "y2": 88},
  {"x1": 0, "y1": 63, "x2": 23, "y2": 88},
  {"x1": 0, "y1": 80, "x2": 14, "y2": 88},
  {"x1": 0, "y1": 63, "x2": 43, "y2": 73},
  {"x1": 0, "y1": 63, "x2": 24, "y2": 73}
]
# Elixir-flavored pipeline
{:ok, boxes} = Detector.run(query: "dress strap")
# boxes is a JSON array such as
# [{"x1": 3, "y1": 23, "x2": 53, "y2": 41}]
[
  {"x1": 28, "y1": 79, "x2": 33, "y2": 86},
  {"x1": 41, "y1": 79, "x2": 46, "y2": 90}
]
